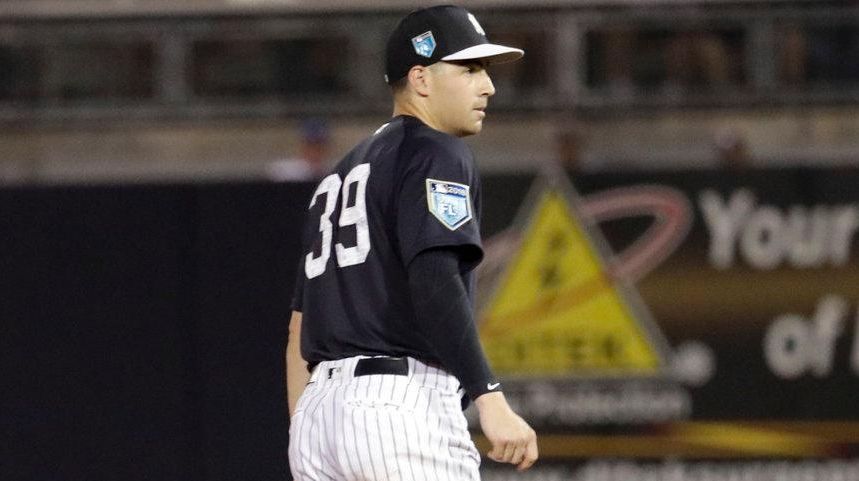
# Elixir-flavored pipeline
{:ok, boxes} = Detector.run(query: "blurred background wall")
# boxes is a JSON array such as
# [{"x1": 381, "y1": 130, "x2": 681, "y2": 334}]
[{"x1": 1, "y1": 0, "x2": 858, "y2": 183}]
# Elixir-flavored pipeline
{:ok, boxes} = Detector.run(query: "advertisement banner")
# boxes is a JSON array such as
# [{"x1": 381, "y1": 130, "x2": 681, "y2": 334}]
[{"x1": 475, "y1": 166, "x2": 859, "y2": 479}]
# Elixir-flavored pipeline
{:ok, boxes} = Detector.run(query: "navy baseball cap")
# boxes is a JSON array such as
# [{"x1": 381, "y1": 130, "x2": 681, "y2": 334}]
[{"x1": 384, "y1": 5, "x2": 524, "y2": 84}]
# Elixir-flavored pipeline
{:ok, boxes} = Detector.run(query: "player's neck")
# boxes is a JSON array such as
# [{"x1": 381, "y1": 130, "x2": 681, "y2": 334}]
[{"x1": 392, "y1": 101, "x2": 449, "y2": 136}]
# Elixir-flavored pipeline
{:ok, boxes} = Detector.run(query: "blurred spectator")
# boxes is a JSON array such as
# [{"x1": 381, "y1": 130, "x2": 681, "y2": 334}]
[
  {"x1": 555, "y1": 121, "x2": 598, "y2": 174},
  {"x1": 664, "y1": 31, "x2": 733, "y2": 94},
  {"x1": 779, "y1": 24, "x2": 808, "y2": 86},
  {"x1": 600, "y1": 28, "x2": 636, "y2": 97},
  {"x1": 774, "y1": 23, "x2": 859, "y2": 87},
  {"x1": 588, "y1": 27, "x2": 743, "y2": 96},
  {"x1": 713, "y1": 127, "x2": 751, "y2": 172},
  {"x1": 267, "y1": 118, "x2": 331, "y2": 181}
]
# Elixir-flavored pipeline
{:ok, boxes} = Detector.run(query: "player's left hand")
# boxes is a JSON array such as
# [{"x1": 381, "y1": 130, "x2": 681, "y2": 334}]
[{"x1": 475, "y1": 391, "x2": 539, "y2": 471}]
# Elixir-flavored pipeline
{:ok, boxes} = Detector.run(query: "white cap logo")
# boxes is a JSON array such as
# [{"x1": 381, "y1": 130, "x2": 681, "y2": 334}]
[{"x1": 467, "y1": 13, "x2": 486, "y2": 36}]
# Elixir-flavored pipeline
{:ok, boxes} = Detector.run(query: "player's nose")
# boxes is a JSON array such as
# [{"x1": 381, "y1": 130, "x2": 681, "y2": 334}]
[{"x1": 480, "y1": 70, "x2": 496, "y2": 97}]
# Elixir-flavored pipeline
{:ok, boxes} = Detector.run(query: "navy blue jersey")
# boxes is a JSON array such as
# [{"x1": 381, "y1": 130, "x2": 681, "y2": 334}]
[{"x1": 292, "y1": 115, "x2": 483, "y2": 367}]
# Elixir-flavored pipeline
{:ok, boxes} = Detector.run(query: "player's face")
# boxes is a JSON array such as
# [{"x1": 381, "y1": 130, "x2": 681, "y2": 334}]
[{"x1": 427, "y1": 60, "x2": 496, "y2": 137}]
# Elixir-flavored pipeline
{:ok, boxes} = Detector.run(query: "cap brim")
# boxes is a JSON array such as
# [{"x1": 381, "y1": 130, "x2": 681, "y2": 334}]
[{"x1": 441, "y1": 43, "x2": 524, "y2": 64}]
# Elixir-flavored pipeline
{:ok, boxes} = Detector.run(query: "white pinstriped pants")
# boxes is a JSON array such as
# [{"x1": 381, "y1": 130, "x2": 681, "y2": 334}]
[{"x1": 288, "y1": 356, "x2": 481, "y2": 481}]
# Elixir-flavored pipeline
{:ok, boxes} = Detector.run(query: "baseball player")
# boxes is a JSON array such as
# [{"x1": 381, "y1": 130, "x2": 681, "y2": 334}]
[{"x1": 286, "y1": 5, "x2": 538, "y2": 480}]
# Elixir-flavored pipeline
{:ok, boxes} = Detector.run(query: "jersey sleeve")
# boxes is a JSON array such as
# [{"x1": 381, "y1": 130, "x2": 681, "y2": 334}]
[{"x1": 396, "y1": 141, "x2": 483, "y2": 270}]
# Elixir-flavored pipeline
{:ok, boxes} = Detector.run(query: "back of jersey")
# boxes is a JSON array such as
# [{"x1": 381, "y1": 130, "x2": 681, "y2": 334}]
[{"x1": 293, "y1": 115, "x2": 483, "y2": 367}]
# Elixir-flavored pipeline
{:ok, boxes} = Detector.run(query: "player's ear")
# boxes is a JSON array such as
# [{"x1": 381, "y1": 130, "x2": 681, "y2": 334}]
[{"x1": 407, "y1": 65, "x2": 431, "y2": 97}]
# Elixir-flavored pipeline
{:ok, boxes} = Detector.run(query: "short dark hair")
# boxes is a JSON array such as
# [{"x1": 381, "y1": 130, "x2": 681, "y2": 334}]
[{"x1": 390, "y1": 75, "x2": 409, "y2": 95}]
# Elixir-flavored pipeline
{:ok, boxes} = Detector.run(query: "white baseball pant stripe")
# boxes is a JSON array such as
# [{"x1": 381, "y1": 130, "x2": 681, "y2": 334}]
[{"x1": 288, "y1": 356, "x2": 481, "y2": 481}]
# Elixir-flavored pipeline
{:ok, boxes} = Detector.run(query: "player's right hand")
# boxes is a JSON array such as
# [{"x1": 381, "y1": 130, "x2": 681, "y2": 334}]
[{"x1": 474, "y1": 391, "x2": 538, "y2": 471}]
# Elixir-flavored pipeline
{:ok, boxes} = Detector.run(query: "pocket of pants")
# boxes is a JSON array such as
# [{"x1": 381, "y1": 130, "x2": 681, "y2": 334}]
[
  {"x1": 344, "y1": 377, "x2": 423, "y2": 412},
  {"x1": 346, "y1": 396, "x2": 415, "y2": 411}
]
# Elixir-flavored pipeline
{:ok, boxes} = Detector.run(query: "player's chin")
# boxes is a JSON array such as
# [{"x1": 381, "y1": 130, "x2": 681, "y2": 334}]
[
  {"x1": 463, "y1": 119, "x2": 484, "y2": 136},
  {"x1": 455, "y1": 123, "x2": 482, "y2": 137}
]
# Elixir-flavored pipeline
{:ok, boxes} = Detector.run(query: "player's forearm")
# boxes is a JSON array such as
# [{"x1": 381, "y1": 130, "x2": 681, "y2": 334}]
[
  {"x1": 286, "y1": 311, "x2": 309, "y2": 418},
  {"x1": 408, "y1": 248, "x2": 499, "y2": 401}
]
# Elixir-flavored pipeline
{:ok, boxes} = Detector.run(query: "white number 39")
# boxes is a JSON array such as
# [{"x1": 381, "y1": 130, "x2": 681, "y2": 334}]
[{"x1": 305, "y1": 163, "x2": 371, "y2": 279}]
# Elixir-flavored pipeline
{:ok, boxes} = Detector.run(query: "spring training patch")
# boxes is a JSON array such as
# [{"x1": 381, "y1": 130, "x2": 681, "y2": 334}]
[
  {"x1": 426, "y1": 179, "x2": 472, "y2": 230},
  {"x1": 411, "y1": 31, "x2": 436, "y2": 58}
]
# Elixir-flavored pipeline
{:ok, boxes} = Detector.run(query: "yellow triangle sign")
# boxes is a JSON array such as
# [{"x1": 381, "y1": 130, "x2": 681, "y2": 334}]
[{"x1": 480, "y1": 186, "x2": 667, "y2": 377}]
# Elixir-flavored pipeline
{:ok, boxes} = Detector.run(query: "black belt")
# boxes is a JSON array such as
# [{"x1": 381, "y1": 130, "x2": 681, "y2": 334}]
[{"x1": 354, "y1": 357, "x2": 409, "y2": 377}]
